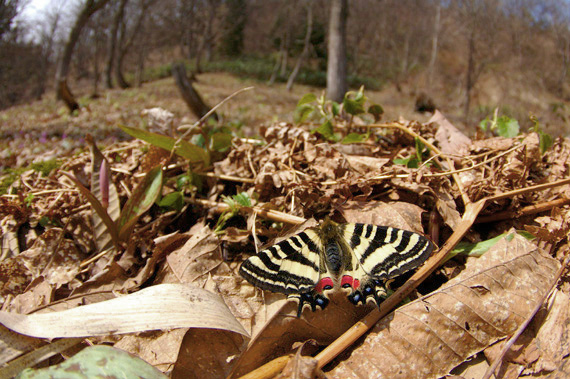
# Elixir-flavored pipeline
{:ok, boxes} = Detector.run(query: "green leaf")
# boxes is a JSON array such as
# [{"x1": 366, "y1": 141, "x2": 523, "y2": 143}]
[
  {"x1": 368, "y1": 104, "x2": 384, "y2": 121},
  {"x1": 16, "y1": 345, "x2": 167, "y2": 379},
  {"x1": 393, "y1": 156, "x2": 419, "y2": 168},
  {"x1": 24, "y1": 193, "x2": 34, "y2": 207},
  {"x1": 210, "y1": 132, "x2": 233, "y2": 152},
  {"x1": 539, "y1": 131, "x2": 554, "y2": 154},
  {"x1": 176, "y1": 174, "x2": 191, "y2": 190},
  {"x1": 158, "y1": 191, "x2": 184, "y2": 211},
  {"x1": 448, "y1": 233, "x2": 507, "y2": 262},
  {"x1": 341, "y1": 132, "x2": 368, "y2": 144},
  {"x1": 343, "y1": 97, "x2": 365, "y2": 116},
  {"x1": 234, "y1": 192, "x2": 252, "y2": 207},
  {"x1": 496, "y1": 116, "x2": 520, "y2": 138},
  {"x1": 312, "y1": 120, "x2": 338, "y2": 141},
  {"x1": 118, "y1": 165, "x2": 163, "y2": 240},
  {"x1": 297, "y1": 93, "x2": 317, "y2": 106},
  {"x1": 294, "y1": 103, "x2": 315, "y2": 123},
  {"x1": 516, "y1": 230, "x2": 536, "y2": 240},
  {"x1": 331, "y1": 101, "x2": 340, "y2": 116},
  {"x1": 119, "y1": 125, "x2": 210, "y2": 166},
  {"x1": 479, "y1": 118, "x2": 490, "y2": 132},
  {"x1": 414, "y1": 137, "x2": 426, "y2": 162},
  {"x1": 343, "y1": 88, "x2": 366, "y2": 116}
]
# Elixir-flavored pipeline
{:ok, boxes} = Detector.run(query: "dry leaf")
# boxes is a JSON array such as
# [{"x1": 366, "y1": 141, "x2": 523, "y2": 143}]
[
  {"x1": 483, "y1": 289, "x2": 570, "y2": 377},
  {"x1": 172, "y1": 328, "x2": 246, "y2": 379},
  {"x1": 430, "y1": 110, "x2": 472, "y2": 157},
  {"x1": 336, "y1": 201, "x2": 426, "y2": 233},
  {"x1": 0, "y1": 284, "x2": 248, "y2": 338},
  {"x1": 327, "y1": 236, "x2": 560, "y2": 378}
]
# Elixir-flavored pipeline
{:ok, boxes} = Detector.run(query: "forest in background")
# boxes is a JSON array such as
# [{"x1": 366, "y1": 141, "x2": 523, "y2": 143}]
[{"x1": 2, "y1": 0, "x2": 570, "y2": 132}]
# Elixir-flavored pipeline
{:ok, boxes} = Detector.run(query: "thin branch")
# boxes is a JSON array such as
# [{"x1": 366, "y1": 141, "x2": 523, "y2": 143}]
[
  {"x1": 476, "y1": 197, "x2": 570, "y2": 224},
  {"x1": 189, "y1": 198, "x2": 306, "y2": 225},
  {"x1": 195, "y1": 172, "x2": 256, "y2": 184},
  {"x1": 485, "y1": 177, "x2": 570, "y2": 202}
]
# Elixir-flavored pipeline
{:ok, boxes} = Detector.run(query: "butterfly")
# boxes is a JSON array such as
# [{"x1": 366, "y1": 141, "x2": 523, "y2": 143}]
[{"x1": 239, "y1": 217, "x2": 434, "y2": 317}]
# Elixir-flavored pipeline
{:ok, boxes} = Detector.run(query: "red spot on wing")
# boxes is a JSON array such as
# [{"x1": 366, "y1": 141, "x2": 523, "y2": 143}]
[
  {"x1": 341, "y1": 275, "x2": 361, "y2": 289},
  {"x1": 315, "y1": 277, "x2": 334, "y2": 293},
  {"x1": 341, "y1": 275, "x2": 353, "y2": 287}
]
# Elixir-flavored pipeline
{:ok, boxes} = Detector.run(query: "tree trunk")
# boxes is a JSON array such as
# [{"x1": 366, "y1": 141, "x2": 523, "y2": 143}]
[
  {"x1": 286, "y1": 1, "x2": 313, "y2": 91},
  {"x1": 427, "y1": 2, "x2": 441, "y2": 86},
  {"x1": 55, "y1": 0, "x2": 111, "y2": 112},
  {"x1": 115, "y1": 0, "x2": 153, "y2": 89},
  {"x1": 464, "y1": 30, "x2": 476, "y2": 119},
  {"x1": 172, "y1": 63, "x2": 218, "y2": 121},
  {"x1": 135, "y1": 43, "x2": 146, "y2": 87},
  {"x1": 115, "y1": 13, "x2": 130, "y2": 89},
  {"x1": 105, "y1": 0, "x2": 128, "y2": 89},
  {"x1": 279, "y1": 35, "x2": 289, "y2": 76},
  {"x1": 268, "y1": 37, "x2": 285, "y2": 85},
  {"x1": 558, "y1": 35, "x2": 569, "y2": 96},
  {"x1": 326, "y1": 0, "x2": 348, "y2": 102}
]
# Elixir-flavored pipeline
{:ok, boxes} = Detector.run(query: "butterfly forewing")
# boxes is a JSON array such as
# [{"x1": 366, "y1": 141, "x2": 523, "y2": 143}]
[
  {"x1": 238, "y1": 229, "x2": 323, "y2": 295},
  {"x1": 340, "y1": 223, "x2": 433, "y2": 279}
]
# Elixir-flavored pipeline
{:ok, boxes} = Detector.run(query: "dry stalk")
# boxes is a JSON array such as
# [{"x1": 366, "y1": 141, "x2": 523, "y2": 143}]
[
  {"x1": 196, "y1": 172, "x2": 256, "y2": 184},
  {"x1": 476, "y1": 197, "x2": 570, "y2": 224},
  {"x1": 190, "y1": 198, "x2": 306, "y2": 225}
]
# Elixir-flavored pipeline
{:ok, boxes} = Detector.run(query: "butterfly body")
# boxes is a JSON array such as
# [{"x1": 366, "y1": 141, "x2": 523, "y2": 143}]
[{"x1": 239, "y1": 218, "x2": 433, "y2": 317}]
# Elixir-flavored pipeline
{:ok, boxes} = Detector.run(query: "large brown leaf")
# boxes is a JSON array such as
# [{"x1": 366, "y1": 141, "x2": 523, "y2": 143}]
[{"x1": 327, "y1": 234, "x2": 560, "y2": 378}]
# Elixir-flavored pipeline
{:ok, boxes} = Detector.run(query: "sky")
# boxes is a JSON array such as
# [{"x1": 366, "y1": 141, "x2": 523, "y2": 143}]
[
  {"x1": 20, "y1": 0, "x2": 52, "y2": 21},
  {"x1": 17, "y1": 0, "x2": 74, "y2": 42}
]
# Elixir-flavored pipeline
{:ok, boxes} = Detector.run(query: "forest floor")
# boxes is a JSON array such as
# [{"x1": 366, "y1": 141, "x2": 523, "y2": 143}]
[{"x1": 1, "y1": 72, "x2": 570, "y2": 378}]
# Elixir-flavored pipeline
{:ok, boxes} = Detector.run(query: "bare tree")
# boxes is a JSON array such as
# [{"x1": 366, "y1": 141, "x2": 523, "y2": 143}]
[
  {"x1": 172, "y1": 62, "x2": 217, "y2": 120},
  {"x1": 268, "y1": 2, "x2": 294, "y2": 85},
  {"x1": 55, "y1": 0, "x2": 111, "y2": 112},
  {"x1": 326, "y1": 0, "x2": 348, "y2": 102},
  {"x1": 196, "y1": 0, "x2": 221, "y2": 73},
  {"x1": 105, "y1": 0, "x2": 128, "y2": 89},
  {"x1": 286, "y1": 0, "x2": 313, "y2": 91},
  {"x1": 427, "y1": 1, "x2": 441, "y2": 86}
]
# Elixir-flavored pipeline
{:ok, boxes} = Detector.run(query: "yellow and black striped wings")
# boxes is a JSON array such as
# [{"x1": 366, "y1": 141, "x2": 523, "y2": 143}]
[
  {"x1": 339, "y1": 223, "x2": 433, "y2": 280},
  {"x1": 239, "y1": 220, "x2": 433, "y2": 314},
  {"x1": 238, "y1": 228, "x2": 324, "y2": 295}
]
